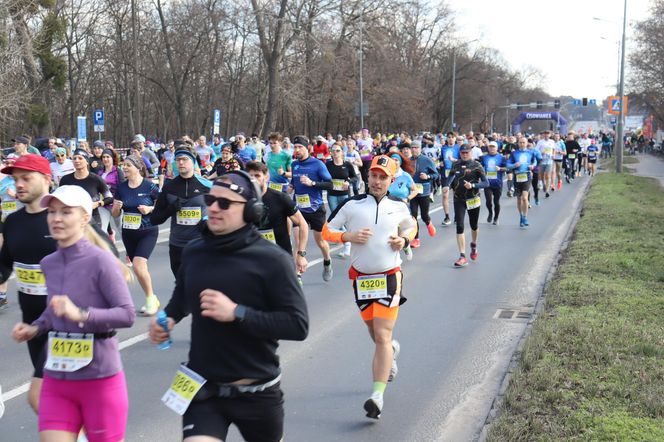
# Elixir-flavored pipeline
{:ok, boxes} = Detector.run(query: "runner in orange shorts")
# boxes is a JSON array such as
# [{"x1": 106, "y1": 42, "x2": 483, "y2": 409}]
[{"x1": 322, "y1": 155, "x2": 416, "y2": 419}]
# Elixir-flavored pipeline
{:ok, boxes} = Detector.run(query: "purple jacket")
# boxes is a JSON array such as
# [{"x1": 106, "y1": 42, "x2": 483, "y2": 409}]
[{"x1": 33, "y1": 237, "x2": 135, "y2": 380}]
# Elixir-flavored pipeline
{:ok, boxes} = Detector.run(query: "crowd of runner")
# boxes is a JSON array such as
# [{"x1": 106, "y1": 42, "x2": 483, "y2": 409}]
[{"x1": 0, "y1": 126, "x2": 638, "y2": 441}]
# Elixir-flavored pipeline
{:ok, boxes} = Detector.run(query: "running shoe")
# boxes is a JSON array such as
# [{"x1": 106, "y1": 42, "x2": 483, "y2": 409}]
[
  {"x1": 487, "y1": 213, "x2": 493, "y2": 223},
  {"x1": 403, "y1": 245, "x2": 413, "y2": 261},
  {"x1": 125, "y1": 255, "x2": 133, "y2": 267},
  {"x1": 492, "y1": 218, "x2": 499, "y2": 226},
  {"x1": 337, "y1": 251, "x2": 349, "y2": 259},
  {"x1": 558, "y1": 180, "x2": 562, "y2": 189},
  {"x1": 364, "y1": 392, "x2": 383, "y2": 419},
  {"x1": 470, "y1": 244, "x2": 478, "y2": 261},
  {"x1": 523, "y1": 217, "x2": 529, "y2": 227},
  {"x1": 441, "y1": 215, "x2": 452, "y2": 226},
  {"x1": 429, "y1": 194, "x2": 435, "y2": 203},
  {"x1": 545, "y1": 192, "x2": 550, "y2": 198},
  {"x1": 323, "y1": 264, "x2": 333, "y2": 282},
  {"x1": 507, "y1": 190, "x2": 514, "y2": 198},
  {"x1": 565, "y1": 176, "x2": 570, "y2": 184},
  {"x1": 410, "y1": 238, "x2": 421, "y2": 248},
  {"x1": 140, "y1": 294, "x2": 160, "y2": 316},
  {"x1": 454, "y1": 256, "x2": 468, "y2": 267},
  {"x1": 520, "y1": 215, "x2": 525, "y2": 228},
  {"x1": 0, "y1": 296, "x2": 8, "y2": 311},
  {"x1": 388, "y1": 340, "x2": 400, "y2": 382},
  {"x1": 426, "y1": 222, "x2": 436, "y2": 237}
]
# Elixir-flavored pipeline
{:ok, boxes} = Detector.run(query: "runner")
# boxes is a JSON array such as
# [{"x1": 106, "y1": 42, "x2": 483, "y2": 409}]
[
  {"x1": 12, "y1": 185, "x2": 135, "y2": 442},
  {"x1": 195, "y1": 135, "x2": 216, "y2": 172},
  {"x1": 577, "y1": 133, "x2": 591, "y2": 176},
  {"x1": 0, "y1": 154, "x2": 56, "y2": 413},
  {"x1": 326, "y1": 143, "x2": 357, "y2": 258},
  {"x1": 113, "y1": 155, "x2": 161, "y2": 316},
  {"x1": 264, "y1": 132, "x2": 292, "y2": 191},
  {"x1": 149, "y1": 171, "x2": 308, "y2": 442},
  {"x1": 501, "y1": 135, "x2": 517, "y2": 197},
  {"x1": 344, "y1": 139, "x2": 364, "y2": 195},
  {"x1": 151, "y1": 148, "x2": 212, "y2": 277},
  {"x1": 586, "y1": 139, "x2": 600, "y2": 176},
  {"x1": 207, "y1": 145, "x2": 243, "y2": 179},
  {"x1": 49, "y1": 147, "x2": 75, "y2": 186},
  {"x1": 439, "y1": 133, "x2": 460, "y2": 226},
  {"x1": 444, "y1": 144, "x2": 488, "y2": 267},
  {"x1": 535, "y1": 130, "x2": 555, "y2": 197},
  {"x1": 507, "y1": 138, "x2": 538, "y2": 227},
  {"x1": 409, "y1": 140, "x2": 438, "y2": 247},
  {"x1": 481, "y1": 141, "x2": 507, "y2": 225},
  {"x1": 322, "y1": 155, "x2": 417, "y2": 419},
  {"x1": 564, "y1": 132, "x2": 581, "y2": 183},
  {"x1": 291, "y1": 136, "x2": 334, "y2": 281},
  {"x1": 421, "y1": 134, "x2": 440, "y2": 199},
  {"x1": 245, "y1": 161, "x2": 309, "y2": 283}
]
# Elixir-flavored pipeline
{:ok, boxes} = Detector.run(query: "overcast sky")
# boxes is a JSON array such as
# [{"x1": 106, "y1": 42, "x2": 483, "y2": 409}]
[{"x1": 445, "y1": 0, "x2": 652, "y2": 101}]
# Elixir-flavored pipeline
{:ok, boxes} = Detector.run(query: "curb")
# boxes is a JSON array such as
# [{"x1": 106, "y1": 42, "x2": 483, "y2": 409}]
[{"x1": 477, "y1": 175, "x2": 594, "y2": 442}]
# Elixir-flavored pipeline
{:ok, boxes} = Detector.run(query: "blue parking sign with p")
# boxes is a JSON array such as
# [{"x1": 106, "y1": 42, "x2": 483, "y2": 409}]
[{"x1": 93, "y1": 109, "x2": 105, "y2": 132}]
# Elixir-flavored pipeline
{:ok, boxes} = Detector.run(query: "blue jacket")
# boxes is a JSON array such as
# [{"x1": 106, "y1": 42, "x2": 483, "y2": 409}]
[
  {"x1": 291, "y1": 156, "x2": 332, "y2": 213},
  {"x1": 411, "y1": 154, "x2": 439, "y2": 197}
]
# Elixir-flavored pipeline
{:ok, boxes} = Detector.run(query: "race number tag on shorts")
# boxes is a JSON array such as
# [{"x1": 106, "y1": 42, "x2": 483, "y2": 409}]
[
  {"x1": 15, "y1": 262, "x2": 47, "y2": 295},
  {"x1": 466, "y1": 195, "x2": 481, "y2": 210},
  {"x1": 331, "y1": 179, "x2": 345, "y2": 191},
  {"x1": 259, "y1": 229, "x2": 276, "y2": 244},
  {"x1": 162, "y1": 365, "x2": 206, "y2": 415},
  {"x1": 414, "y1": 183, "x2": 424, "y2": 194},
  {"x1": 122, "y1": 213, "x2": 142, "y2": 230},
  {"x1": 268, "y1": 182, "x2": 286, "y2": 192},
  {"x1": 487, "y1": 171, "x2": 498, "y2": 180},
  {"x1": 568, "y1": 154, "x2": 576, "y2": 159},
  {"x1": 295, "y1": 194, "x2": 311, "y2": 209},
  {"x1": 45, "y1": 332, "x2": 94, "y2": 372},
  {"x1": 356, "y1": 274, "x2": 388, "y2": 300},
  {"x1": 176, "y1": 207, "x2": 202, "y2": 225},
  {"x1": 516, "y1": 172, "x2": 529, "y2": 183}
]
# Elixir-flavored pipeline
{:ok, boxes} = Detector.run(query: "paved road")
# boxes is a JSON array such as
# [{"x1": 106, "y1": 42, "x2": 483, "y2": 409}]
[
  {"x1": 0, "y1": 176, "x2": 591, "y2": 441},
  {"x1": 631, "y1": 152, "x2": 664, "y2": 187}
]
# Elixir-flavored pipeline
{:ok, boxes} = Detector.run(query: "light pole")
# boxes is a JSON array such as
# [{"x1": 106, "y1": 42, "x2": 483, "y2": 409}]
[
  {"x1": 616, "y1": 0, "x2": 627, "y2": 173},
  {"x1": 450, "y1": 49, "x2": 456, "y2": 133},
  {"x1": 358, "y1": 15, "x2": 365, "y2": 129}
]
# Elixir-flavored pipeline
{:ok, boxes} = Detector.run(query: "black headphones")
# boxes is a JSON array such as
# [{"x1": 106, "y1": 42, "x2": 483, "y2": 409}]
[{"x1": 227, "y1": 170, "x2": 264, "y2": 224}]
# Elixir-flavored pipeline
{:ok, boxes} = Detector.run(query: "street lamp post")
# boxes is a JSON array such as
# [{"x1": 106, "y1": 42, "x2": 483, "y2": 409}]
[
  {"x1": 451, "y1": 49, "x2": 456, "y2": 133},
  {"x1": 358, "y1": 15, "x2": 365, "y2": 129},
  {"x1": 616, "y1": 0, "x2": 627, "y2": 173}
]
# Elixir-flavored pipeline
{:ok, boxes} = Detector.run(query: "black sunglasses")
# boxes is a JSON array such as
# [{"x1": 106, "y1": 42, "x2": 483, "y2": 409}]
[{"x1": 203, "y1": 194, "x2": 246, "y2": 209}]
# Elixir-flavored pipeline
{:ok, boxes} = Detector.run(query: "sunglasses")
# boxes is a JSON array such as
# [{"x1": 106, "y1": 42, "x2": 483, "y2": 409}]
[
  {"x1": 56, "y1": 154, "x2": 66, "y2": 158},
  {"x1": 203, "y1": 194, "x2": 246, "y2": 209}
]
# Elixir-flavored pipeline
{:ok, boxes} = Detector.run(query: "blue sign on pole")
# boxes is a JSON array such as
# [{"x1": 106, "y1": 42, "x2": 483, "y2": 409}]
[
  {"x1": 93, "y1": 109, "x2": 105, "y2": 132},
  {"x1": 610, "y1": 116, "x2": 617, "y2": 125},
  {"x1": 77, "y1": 116, "x2": 87, "y2": 141},
  {"x1": 213, "y1": 109, "x2": 221, "y2": 135},
  {"x1": 572, "y1": 99, "x2": 582, "y2": 106}
]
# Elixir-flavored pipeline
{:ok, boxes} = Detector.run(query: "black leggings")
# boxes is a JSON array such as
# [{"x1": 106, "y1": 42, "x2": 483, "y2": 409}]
[
  {"x1": 531, "y1": 171, "x2": 540, "y2": 200},
  {"x1": 19, "y1": 292, "x2": 48, "y2": 377},
  {"x1": 454, "y1": 199, "x2": 480, "y2": 234},
  {"x1": 410, "y1": 196, "x2": 431, "y2": 239},
  {"x1": 484, "y1": 187, "x2": 502, "y2": 219}
]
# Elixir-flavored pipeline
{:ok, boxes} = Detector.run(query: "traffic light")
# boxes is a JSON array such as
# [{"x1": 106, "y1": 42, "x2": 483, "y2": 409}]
[
  {"x1": 536, "y1": 100, "x2": 542, "y2": 109},
  {"x1": 554, "y1": 99, "x2": 561, "y2": 109},
  {"x1": 582, "y1": 97, "x2": 588, "y2": 106}
]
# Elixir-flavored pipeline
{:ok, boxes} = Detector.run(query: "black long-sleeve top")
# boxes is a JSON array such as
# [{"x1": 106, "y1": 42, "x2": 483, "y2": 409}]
[
  {"x1": 164, "y1": 223, "x2": 309, "y2": 383},
  {"x1": 445, "y1": 159, "x2": 489, "y2": 201}
]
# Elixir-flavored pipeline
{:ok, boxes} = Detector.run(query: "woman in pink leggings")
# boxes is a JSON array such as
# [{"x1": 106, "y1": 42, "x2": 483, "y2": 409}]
[{"x1": 12, "y1": 185, "x2": 135, "y2": 442}]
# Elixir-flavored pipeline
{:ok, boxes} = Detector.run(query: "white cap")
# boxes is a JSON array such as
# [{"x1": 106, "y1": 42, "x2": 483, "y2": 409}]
[{"x1": 40, "y1": 185, "x2": 93, "y2": 216}]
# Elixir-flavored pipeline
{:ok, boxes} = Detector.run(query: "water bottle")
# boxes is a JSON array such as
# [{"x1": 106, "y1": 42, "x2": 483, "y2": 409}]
[{"x1": 156, "y1": 310, "x2": 172, "y2": 350}]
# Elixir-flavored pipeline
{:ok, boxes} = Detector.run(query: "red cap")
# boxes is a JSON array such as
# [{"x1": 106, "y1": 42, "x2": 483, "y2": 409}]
[{"x1": 1, "y1": 154, "x2": 51, "y2": 176}]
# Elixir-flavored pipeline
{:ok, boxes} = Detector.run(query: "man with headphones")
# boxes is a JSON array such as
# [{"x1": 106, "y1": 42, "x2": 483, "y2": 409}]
[{"x1": 150, "y1": 170, "x2": 309, "y2": 442}]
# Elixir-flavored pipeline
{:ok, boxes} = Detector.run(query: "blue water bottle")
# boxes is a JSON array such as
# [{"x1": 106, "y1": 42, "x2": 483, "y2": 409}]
[{"x1": 156, "y1": 310, "x2": 172, "y2": 350}]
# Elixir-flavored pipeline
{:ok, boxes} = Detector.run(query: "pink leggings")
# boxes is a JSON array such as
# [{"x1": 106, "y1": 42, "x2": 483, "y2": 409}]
[{"x1": 39, "y1": 372, "x2": 128, "y2": 442}]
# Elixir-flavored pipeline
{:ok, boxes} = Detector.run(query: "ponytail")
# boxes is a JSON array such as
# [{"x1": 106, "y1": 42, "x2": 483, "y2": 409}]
[{"x1": 84, "y1": 225, "x2": 133, "y2": 282}]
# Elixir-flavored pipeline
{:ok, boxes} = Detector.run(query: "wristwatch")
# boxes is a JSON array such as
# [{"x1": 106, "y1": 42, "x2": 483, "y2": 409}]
[
  {"x1": 234, "y1": 304, "x2": 247, "y2": 323},
  {"x1": 297, "y1": 250, "x2": 307, "y2": 257}
]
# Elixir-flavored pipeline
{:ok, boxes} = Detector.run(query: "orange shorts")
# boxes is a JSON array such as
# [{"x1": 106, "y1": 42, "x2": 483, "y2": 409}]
[{"x1": 360, "y1": 302, "x2": 400, "y2": 322}]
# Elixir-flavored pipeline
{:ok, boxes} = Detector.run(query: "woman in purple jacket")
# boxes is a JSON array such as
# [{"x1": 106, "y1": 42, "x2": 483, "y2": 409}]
[
  {"x1": 99, "y1": 148, "x2": 125, "y2": 242},
  {"x1": 12, "y1": 185, "x2": 135, "y2": 442}
]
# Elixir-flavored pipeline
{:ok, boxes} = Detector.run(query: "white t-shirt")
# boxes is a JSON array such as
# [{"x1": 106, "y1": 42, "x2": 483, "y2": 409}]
[
  {"x1": 471, "y1": 146, "x2": 483, "y2": 160},
  {"x1": 51, "y1": 160, "x2": 75, "y2": 186}
]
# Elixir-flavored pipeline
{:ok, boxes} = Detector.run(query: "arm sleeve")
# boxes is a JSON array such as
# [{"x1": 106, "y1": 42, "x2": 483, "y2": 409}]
[
  {"x1": 163, "y1": 247, "x2": 191, "y2": 323},
  {"x1": 150, "y1": 183, "x2": 177, "y2": 225},
  {"x1": 236, "y1": 253, "x2": 308, "y2": 341},
  {"x1": 474, "y1": 166, "x2": 489, "y2": 189},
  {"x1": 87, "y1": 255, "x2": 135, "y2": 329},
  {"x1": 97, "y1": 176, "x2": 114, "y2": 206},
  {"x1": 313, "y1": 161, "x2": 333, "y2": 190}
]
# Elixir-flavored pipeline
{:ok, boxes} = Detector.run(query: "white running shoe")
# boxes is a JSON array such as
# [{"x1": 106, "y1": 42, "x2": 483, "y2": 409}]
[
  {"x1": 388, "y1": 340, "x2": 400, "y2": 382},
  {"x1": 363, "y1": 391, "x2": 383, "y2": 419}
]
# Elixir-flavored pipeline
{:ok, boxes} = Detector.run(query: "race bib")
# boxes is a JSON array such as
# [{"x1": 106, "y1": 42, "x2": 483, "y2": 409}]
[
  {"x1": 331, "y1": 179, "x2": 346, "y2": 191},
  {"x1": 259, "y1": 229, "x2": 276, "y2": 244},
  {"x1": 568, "y1": 154, "x2": 576, "y2": 159},
  {"x1": 15, "y1": 262, "x2": 47, "y2": 295},
  {"x1": 356, "y1": 274, "x2": 388, "y2": 300},
  {"x1": 414, "y1": 183, "x2": 424, "y2": 194},
  {"x1": 466, "y1": 195, "x2": 481, "y2": 210},
  {"x1": 122, "y1": 213, "x2": 142, "y2": 230},
  {"x1": 516, "y1": 173, "x2": 529, "y2": 183},
  {"x1": 162, "y1": 365, "x2": 206, "y2": 416},
  {"x1": 2, "y1": 201, "x2": 17, "y2": 216},
  {"x1": 295, "y1": 194, "x2": 311, "y2": 209},
  {"x1": 268, "y1": 182, "x2": 287, "y2": 192},
  {"x1": 45, "y1": 332, "x2": 94, "y2": 372},
  {"x1": 360, "y1": 148, "x2": 371, "y2": 157},
  {"x1": 487, "y1": 171, "x2": 498, "y2": 180},
  {"x1": 445, "y1": 169, "x2": 451, "y2": 178},
  {"x1": 176, "y1": 207, "x2": 202, "y2": 226}
]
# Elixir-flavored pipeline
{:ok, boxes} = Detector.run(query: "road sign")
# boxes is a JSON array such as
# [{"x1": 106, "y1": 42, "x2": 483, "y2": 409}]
[
  {"x1": 588, "y1": 99, "x2": 597, "y2": 105},
  {"x1": 77, "y1": 116, "x2": 87, "y2": 141},
  {"x1": 607, "y1": 95, "x2": 628, "y2": 115},
  {"x1": 610, "y1": 116, "x2": 617, "y2": 125},
  {"x1": 355, "y1": 102, "x2": 369, "y2": 117},
  {"x1": 213, "y1": 109, "x2": 221, "y2": 135},
  {"x1": 93, "y1": 109, "x2": 104, "y2": 132},
  {"x1": 573, "y1": 99, "x2": 582, "y2": 106}
]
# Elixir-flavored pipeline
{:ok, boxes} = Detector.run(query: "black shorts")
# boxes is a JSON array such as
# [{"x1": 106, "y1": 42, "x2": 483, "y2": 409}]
[
  {"x1": 183, "y1": 384, "x2": 284, "y2": 442},
  {"x1": 122, "y1": 226, "x2": 159, "y2": 260},
  {"x1": 19, "y1": 292, "x2": 48, "y2": 378},
  {"x1": 352, "y1": 270, "x2": 405, "y2": 310},
  {"x1": 301, "y1": 207, "x2": 326, "y2": 232},
  {"x1": 588, "y1": 158, "x2": 597, "y2": 164},
  {"x1": 514, "y1": 180, "x2": 531, "y2": 196}
]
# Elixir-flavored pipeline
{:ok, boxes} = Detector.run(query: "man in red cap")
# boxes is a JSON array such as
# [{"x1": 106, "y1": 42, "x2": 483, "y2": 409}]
[
  {"x1": 0, "y1": 154, "x2": 57, "y2": 413},
  {"x1": 323, "y1": 155, "x2": 417, "y2": 420}
]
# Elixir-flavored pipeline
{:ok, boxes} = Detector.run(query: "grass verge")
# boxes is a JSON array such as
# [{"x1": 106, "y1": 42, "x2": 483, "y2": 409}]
[{"x1": 486, "y1": 171, "x2": 664, "y2": 441}]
